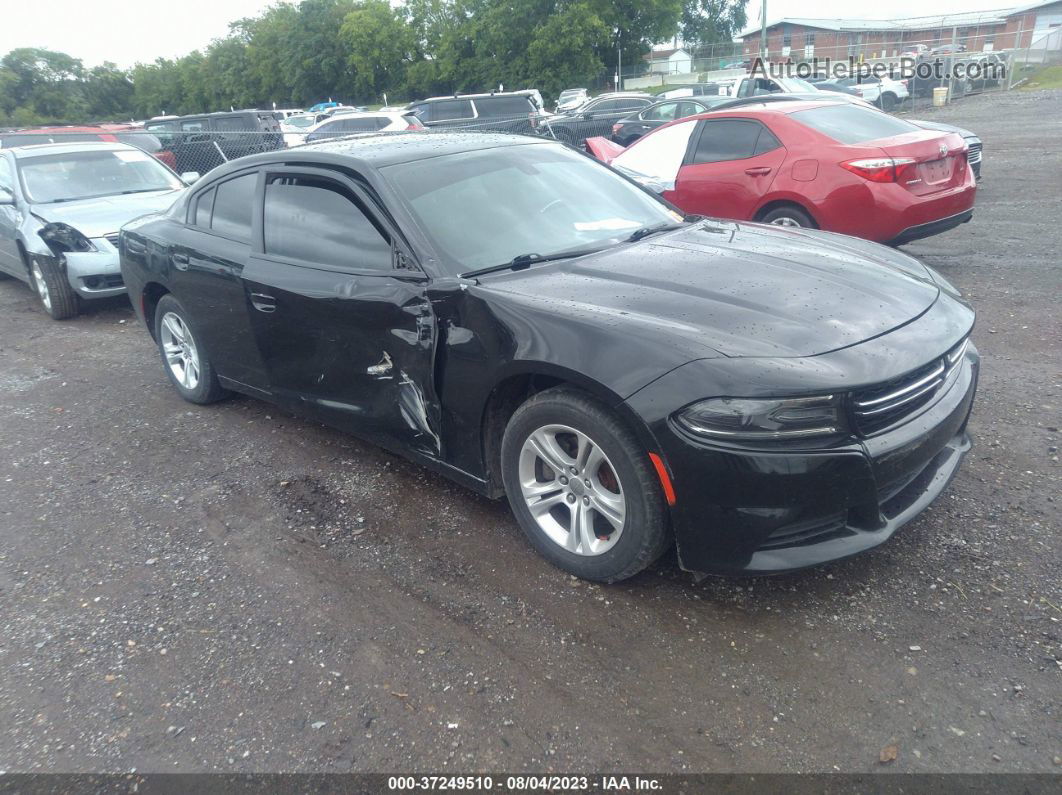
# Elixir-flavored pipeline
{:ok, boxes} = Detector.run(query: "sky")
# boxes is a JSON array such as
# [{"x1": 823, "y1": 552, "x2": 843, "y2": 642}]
[{"x1": 1, "y1": 0, "x2": 1031, "y2": 68}]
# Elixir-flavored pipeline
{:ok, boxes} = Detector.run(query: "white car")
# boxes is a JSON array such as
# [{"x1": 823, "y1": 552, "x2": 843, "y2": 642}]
[
  {"x1": 555, "y1": 88, "x2": 589, "y2": 112},
  {"x1": 292, "y1": 111, "x2": 425, "y2": 146},
  {"x1": 828, "y1": 75, "x2": 910, "y2": 110}
]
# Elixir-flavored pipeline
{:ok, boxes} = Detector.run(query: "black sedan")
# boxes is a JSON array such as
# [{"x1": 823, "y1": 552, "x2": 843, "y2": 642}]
[
  {"x1": 610, "y1": 96, "x2": 733, "y2": 146},
  {"x1": 120, "y1": 132, "x2": 979, "y2": 582}
]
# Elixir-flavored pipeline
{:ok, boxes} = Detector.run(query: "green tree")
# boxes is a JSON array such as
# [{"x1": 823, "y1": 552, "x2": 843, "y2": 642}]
[
  {"x1": 681, "y1": 0, "x2": 748, "y2": 49},
  {"x1": 340, "y1": 0, "x2": 416, "y2": 102}
]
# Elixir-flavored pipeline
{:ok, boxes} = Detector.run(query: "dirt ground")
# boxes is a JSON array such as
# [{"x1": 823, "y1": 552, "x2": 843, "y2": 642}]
[{"x1": 0, "y1": 89, "x2": 1059, "y2": 775}]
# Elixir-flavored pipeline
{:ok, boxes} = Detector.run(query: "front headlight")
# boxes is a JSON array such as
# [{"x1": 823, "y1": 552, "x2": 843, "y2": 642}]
[{"x1": 676, "y1": 395, "x2": 847, "y2": 440}]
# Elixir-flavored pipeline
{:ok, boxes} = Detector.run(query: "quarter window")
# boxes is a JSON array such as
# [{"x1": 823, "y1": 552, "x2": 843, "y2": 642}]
[
  {"x1": 263, "y1": 174, "x2": 392, "y2": 272},
  {"x1": 210, "y1": 173, "x2": 256, "y2": 243},
  {"x1": 194, "y1": 186, "x2": 216, "y2": 228}
]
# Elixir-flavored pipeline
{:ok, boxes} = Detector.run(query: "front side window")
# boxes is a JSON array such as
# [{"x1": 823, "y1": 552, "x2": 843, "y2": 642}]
[
  {"x1": 17, "y1": 148, "x2": 184, "y2": 204},
  {"x1": 180, "y1": 119, "x2": 206, "y2": 132},
  {"x1": 194, "y1": 186, "x2": 215, "y2": 228},
  {"x1": 210, "y1": 173, "x2": 256, "y2": 242},
  {"x1": 384, "y1": 143, "x2": 677, "y2": 274},
  {"x1": 613, "y1": 119, "x2": 698, "y2": 191},
  {"x1": 264, "y1": 174, "x2": 392, "y2": 272}
]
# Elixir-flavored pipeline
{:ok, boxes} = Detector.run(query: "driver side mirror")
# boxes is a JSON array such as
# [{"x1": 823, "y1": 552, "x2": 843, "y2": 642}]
[
  {"x1": 180, "y1": 172, "x2": 201, "y2": 185},
  {"x1": 582, "y1": 111, "x2": 594, "y2": 119}
]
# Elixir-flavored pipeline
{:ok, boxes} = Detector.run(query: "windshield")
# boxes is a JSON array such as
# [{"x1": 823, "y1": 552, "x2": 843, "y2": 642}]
[
  {"x1": 18, "y1": 148, "x2": 183, "y2": 204},
  {"x1": 383, "y1": 143, "x2": 678, "y2": 274}
]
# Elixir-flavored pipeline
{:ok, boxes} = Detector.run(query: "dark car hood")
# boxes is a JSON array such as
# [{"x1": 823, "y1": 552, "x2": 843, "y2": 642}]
[
  {"x1": 29, "y1": 189, "x2": 185, "y2": 238},
  {"x1": 480, "y1": 221, "x2": 941, "y2": 359}
]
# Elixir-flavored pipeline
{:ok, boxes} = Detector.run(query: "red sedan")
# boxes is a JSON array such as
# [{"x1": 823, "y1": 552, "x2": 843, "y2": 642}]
[{"x1": 585, "y1": 100, "x2": 976, "y2": 245}]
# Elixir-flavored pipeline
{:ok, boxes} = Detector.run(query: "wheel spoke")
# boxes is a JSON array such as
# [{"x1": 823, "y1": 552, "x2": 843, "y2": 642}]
[
  {"x1": 163, "y1": 315, "x2": 185, "y2": 343},
  {"x1": 528, "y1": 491, "x2": 566, "y2": 519},
  {"x1": 590, "y1": 490, "x2": 625, "y2": 530},
  {"x1": 528, "y1": 429, "x2": 573, "y2": 475}
]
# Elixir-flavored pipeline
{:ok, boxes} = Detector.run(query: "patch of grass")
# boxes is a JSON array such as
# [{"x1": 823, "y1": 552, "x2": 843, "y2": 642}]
[{"x1": 1020, "y1": 64, "x2": 1062, "y2": 90}]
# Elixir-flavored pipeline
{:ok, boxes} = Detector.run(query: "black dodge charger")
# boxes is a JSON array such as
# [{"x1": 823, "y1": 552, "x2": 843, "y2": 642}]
[{"x1": 119, "y1": 132, "x2": 978, "y2": 582}]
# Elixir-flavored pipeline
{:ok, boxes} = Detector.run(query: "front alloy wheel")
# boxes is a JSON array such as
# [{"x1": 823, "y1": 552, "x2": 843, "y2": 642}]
[
  {"x1": 501, "y1": 386, "x2": 671, "y2": 582},
  {"x1": 518, "y1": 424, "x2": 626, "y2": 556}
]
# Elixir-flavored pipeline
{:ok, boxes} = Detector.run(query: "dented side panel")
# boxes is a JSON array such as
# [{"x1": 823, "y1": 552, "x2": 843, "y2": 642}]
[{"x1": 241, "y1": 255, "x2": 442, "y2": 457}]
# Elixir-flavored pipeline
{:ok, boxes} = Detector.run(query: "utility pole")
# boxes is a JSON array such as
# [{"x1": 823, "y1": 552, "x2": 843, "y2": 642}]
[
  {"x1": 617, "y1": 36, "x2": 623, "y2": 92},
  {"x1": 760, "y1": 0, "x2": 768, "y2": 60}
]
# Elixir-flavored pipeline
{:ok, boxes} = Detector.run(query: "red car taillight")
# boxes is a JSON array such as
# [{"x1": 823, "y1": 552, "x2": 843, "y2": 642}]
[
  {"x1": 612, "y1": 123, "x2": 622, "y2": 135},
  {"x1": 841, "y1": 157, "x2": 917, "y2": 183}
]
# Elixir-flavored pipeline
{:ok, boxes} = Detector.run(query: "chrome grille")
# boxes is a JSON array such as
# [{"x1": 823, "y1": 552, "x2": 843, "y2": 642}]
[
  {"x1": 104, "y1": 233, "x2": 120, "y2": 248},
  {"x1": 852, "y1": 338, "x2": 968, "y2": 435},
  {"x1": 966, "y1": 143, "x2": 982, "y2": 165}
]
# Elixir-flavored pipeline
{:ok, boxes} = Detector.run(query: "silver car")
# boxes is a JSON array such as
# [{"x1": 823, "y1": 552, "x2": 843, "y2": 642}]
[{"x1": 0, "y1": 141, "x2": 188, "y2": 319}]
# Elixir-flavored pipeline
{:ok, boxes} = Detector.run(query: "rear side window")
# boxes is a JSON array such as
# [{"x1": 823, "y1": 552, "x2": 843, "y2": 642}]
[
  {"x1": 791, "y1": 105, "x2": 920, "y2": 144},
  {"x1": 473, "y1": 96, "x2": 532, "y2": 117},
  {"x1": 263, "y1": 174, "x2": 392, "y2": 272},
  {"x1": 692, "y1": 120, "x2": 767, "y2": 163},
  {"x1": 214, "y1": 116, "x2": 251, "y2": 132},
  {"x1": 430, "y1": 100, "x2": 474, "y2": 121},
  {"x1": 210, "y1": 173, "x2": 256, "y2": 242},
  {"x1": 180, "y1": 119, "x2": 206, "y2": 132}
]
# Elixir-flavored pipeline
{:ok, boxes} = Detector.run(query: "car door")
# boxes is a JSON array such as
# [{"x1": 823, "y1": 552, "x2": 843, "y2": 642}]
[
  {"x1": 164, "y1": 169, "x2": 270, "y2": 392},
  {"x1": 0, "y1": 154, "x2": 20, "y2": 275},
  {"x1": 625, "y1": 102, "x2": 680, "y2": 141},
  {"x1": 241, "y1": 166, "x2": 442, "y2": 457},
  {"x1": 423, "y1": 99, "x2": 476, "y2": 131},
  {"x1": 669, "y1": 118, "x2": 787, "y2": 220}
]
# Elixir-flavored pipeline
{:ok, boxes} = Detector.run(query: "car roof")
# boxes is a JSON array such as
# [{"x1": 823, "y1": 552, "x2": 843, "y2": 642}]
[
  {"x1": 3, "y1": 140, "x2": 139, "y2": 159},
  {"x1": 255, "y1": 131, "x2": 551, "y2": 168}
]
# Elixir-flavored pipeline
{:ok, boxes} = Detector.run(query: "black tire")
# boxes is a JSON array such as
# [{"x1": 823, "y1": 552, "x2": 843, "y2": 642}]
[
  {"x1": 500, "y1": 386, "x2": 671, "y2": 582},
  {"x1": 878, "y1": 92, "x2": 897, "y2": 111},
  {"x1": 759, "y1": 205, "x2": 815, "y2": 228},
  {"x1": 28, "y1": 254, "x2": 79, "y2": 320},
  {"x1": 153, "y1": 294, "x2": 229, "y2": 404}
]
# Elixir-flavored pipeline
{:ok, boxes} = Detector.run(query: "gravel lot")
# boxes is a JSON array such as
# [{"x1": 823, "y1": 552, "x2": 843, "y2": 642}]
[{"x1": 0, "y1": 88, "x2": 1059, "y2": 775}]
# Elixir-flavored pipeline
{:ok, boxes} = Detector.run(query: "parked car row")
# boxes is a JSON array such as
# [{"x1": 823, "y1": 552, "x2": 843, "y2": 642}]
[{"x1": 1, "y1": 102, "x2": 981, "y2": 584}]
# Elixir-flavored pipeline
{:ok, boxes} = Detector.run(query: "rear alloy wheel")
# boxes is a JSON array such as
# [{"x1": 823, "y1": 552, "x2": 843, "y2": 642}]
[
  {"x1": 153, "y1": 294, "x2": 229, "y2": 404},
  {"x1": 501, "y1": 387, "x2": 670, "y2": 582},
  {"x1": 759, "y1": 205, "x2": 814, "y2": 229},
  {"x1": 29, "y1": 256, "x2": 79, "y2": 320}
]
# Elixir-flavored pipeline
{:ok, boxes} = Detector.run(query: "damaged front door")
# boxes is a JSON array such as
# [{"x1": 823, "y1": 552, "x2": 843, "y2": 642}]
[{"x1": 242, "y1": 167, "x2": 442, "y2": 457}]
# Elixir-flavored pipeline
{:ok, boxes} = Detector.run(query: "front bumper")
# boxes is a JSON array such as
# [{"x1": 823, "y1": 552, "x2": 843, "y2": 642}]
[
  {"x1": 64, "y1": 239, "x2": 126, "y2": 299},
  {"x1": 639, "y1": 346, "x2": 979, "y2": 575}
]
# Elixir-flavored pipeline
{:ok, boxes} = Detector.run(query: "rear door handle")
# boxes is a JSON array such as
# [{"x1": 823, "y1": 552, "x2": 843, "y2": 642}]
[
  {"x1": 745, "y1": 166, "x2": 772, "y2": 176},
  {"x1": 250, "y1": 292, "x2": 276, "y2": 313},
  {"x1": 171, "y1": 252, "x2": 189, "y2": 270}
]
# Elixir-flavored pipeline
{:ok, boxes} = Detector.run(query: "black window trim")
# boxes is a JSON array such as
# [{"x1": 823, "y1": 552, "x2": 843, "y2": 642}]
[
  {"x1": 683, "y1": 117, "x2": 784, "y2": 167},
  {"x1": 254, "y1": 164, "x2": 425, "y2": 280}
]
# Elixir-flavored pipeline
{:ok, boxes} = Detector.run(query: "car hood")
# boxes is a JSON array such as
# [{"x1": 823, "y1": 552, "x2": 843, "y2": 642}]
[
  {"x1": 30, "y1": 189, "x2": 184, "y2": 238},
  {"x1": 480, "y1": 220, "x2": 941, "y2": 360}
]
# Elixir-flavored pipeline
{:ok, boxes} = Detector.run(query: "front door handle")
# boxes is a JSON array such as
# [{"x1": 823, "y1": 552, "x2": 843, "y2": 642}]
[
  {"x1": 172, "y1": 252, "x2": 189, "y2": 270},
  {"x1": 250, "y1": 292, "x2": 276, "y2": 313},
  {"x1": 745, "y1": 166, "x2": 772, "y2": 176}
]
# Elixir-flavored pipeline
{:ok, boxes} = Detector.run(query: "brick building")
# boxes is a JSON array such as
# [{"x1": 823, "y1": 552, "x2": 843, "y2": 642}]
[{"x1": 738, "y1": 1, "x2": 1062, "y2": 61}]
